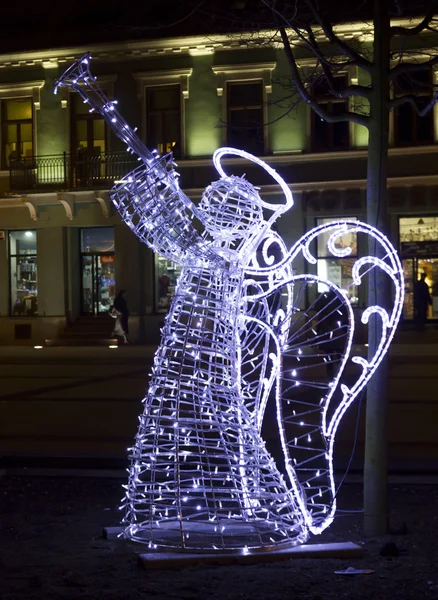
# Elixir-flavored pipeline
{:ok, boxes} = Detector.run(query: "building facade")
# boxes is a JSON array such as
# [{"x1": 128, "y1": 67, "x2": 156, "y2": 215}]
[{"x1": 1, "y1": 26, "x2": 438, "y2": 345}]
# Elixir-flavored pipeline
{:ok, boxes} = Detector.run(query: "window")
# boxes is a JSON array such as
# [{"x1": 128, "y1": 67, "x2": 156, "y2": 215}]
[
  {"x1": 133, "y1": 68, "x2": 192, "y2": 158},
  {"x1": 399, "y1": 215, "x2": 438, "y2": 243},
  {"x1": 213, "y1": 62, "x2": 275, "y2": 154},
  {"x1": 226, "y1": 81, "x2": 264, "y2": 155},
  {"x1": 399, "y1": 217, "x2": 438, "y2": 321},
  {"x1": 9, "y1": 230, "x2": 38, "y2": 316},
  {"x1": 70, "y1": 92, "x2": 108, "y2": 186},
  {"x1": 146, "y1": 85, "x2": 181, "y2": 158},
  {"x1": 155, "y1": 255, "x2": 182, "y2": 313},
  {"x1": 310, "y1": 75, "x2": 350, "y2": 152},
  {"x1": 394, "y1": 67, "x2": 434, "y2": 146},
  {"x1": 1, "y1": 98, "x2": 33, "y2": 169},
  {"x1": 71, "y1": 93, "x2": 107, "y2": 157},
  {"x1": 316, "y1": 217, "x2": 359, "y2": 305}
]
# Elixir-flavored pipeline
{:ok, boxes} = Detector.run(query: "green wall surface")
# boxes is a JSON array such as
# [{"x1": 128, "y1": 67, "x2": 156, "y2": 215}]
[
  {"x1": 37, "y1": 227, "x2": 66, "y2": 316},
  {"x1": 269, "y1": 50, "x2": 308, "y2": 154},
  {"x1": 186, "y1": 54, "x2": 221, "y2": 157},
  {"x1": 0, "y1": 44, "x2": 378, "y2": 165},
  {"x1": 353, "y1": 68, "x2": 371, "y2": 149}
]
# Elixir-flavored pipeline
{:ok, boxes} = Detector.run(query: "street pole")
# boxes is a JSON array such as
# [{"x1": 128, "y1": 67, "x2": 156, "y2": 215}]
[{"x1": 363, "y1": 0, "x2": 391, "y2": 536}]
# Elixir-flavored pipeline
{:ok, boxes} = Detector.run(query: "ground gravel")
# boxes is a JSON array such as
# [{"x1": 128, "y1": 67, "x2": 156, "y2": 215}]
[{"x1": 1, "y1": 475, "x2": 437, "y2": 600}]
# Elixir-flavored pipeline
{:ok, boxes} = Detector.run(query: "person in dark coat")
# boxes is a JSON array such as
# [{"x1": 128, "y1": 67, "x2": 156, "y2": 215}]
[
  {"x1": 415, "y1": 272, "x2": 432, "y2": 332},
  {"x1": 112, "y1": 289, "x2": 129, "y2": 343}
]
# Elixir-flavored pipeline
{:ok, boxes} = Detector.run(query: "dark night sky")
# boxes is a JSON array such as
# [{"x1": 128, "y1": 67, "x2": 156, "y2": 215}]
[{"x1": 0, "y1": 0, "x2": 434, "y2": 54}]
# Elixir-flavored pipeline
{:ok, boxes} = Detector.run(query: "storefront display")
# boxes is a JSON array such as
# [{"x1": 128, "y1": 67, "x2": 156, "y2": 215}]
[
  {"x1": 316, "y1": 217, "x2": 359, "y2": 304},
  {"x1": 155, "y1": 255, "x2": 182, "y2": 312},
  {"x1": 9, "y1": 230, "x2": 38, "y2": 316},
  {"x1": 400, "y1": 217, "x2": 438, "y2": 321}
]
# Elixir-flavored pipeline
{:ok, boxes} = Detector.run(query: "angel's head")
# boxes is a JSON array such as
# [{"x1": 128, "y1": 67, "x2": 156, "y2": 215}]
[
  {"x1": 198, "y1": 175, "x2": 265, "y2": 243},
  {"x1": 200, "y1": 148, "x2": 294, "y2": 248}
]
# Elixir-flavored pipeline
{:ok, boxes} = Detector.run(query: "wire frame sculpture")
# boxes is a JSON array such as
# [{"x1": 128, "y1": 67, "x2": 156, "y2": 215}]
[{"x1": 55, "y1": 54, "x2": 405, "y2": 552}]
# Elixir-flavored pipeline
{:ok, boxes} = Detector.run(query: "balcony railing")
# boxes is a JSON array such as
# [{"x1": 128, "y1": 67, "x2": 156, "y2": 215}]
[{"x1": 9, "y1": 151, "x2": 139, "y2": 193}]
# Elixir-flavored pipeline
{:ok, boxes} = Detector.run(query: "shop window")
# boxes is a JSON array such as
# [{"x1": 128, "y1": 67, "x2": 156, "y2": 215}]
[
  {"x1": 80, "y1": 227, "x2": 115, "y2": 315},
  {"x1": 226, "y1": 81, "x2": 264, "y2": 155},
  {"x1": 146, "y1": 85, "x2": 181, "y2": 158},
  {"x1": 310, "y1": 75, "x2": 350, "y2": 152},
  {"x1": 9, "y1": 230, "x2": 38, "y2": 316},
  {"x1": 399, "y1": 215, "x2": 438, "y2": 243},
  {"x1": 155, "y1": 255, "x2": 182, "y2": 313},
  {"x1": 81, "y1": 227, "x2": 115, "y2": 253},
  {"x1": 399, "y1": 216, "x2": 438, "y2": 320},
  {"x1": 394, "y1": 67, "x2": 434, "y2": 146},
  {"x1": 1, "y1": 98, "x2": 33, "y2": 169},
  {"x1": 316, "y1": 217, "x2": 358, "y2": 305}
]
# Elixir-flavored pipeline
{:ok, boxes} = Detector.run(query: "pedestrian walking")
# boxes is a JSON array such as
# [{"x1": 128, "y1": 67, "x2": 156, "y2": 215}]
[{"x1": 110, "y1": 289, "x2": 130, "y2": 343}]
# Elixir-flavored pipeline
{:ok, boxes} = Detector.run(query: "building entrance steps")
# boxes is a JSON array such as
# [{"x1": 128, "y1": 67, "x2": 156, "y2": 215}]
[{"x1": 45, "y1": 314, "x2": 119, "y2": 347}]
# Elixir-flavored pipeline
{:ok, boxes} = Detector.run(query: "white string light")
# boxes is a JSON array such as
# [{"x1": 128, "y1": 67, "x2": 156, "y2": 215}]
[{"x1": 55, "y1": 55, "x2": 405, "y2": 552}]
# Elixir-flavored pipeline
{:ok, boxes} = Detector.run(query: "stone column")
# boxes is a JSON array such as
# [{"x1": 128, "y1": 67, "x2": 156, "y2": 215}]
[{"x1": 37, "y1": 227, "x2": 66, "y2": 317}]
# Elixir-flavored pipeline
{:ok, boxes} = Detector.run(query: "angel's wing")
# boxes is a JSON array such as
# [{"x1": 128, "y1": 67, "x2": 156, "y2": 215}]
[
  {"x1": 275, "y1": 277, "x2": 353, "y2": 533},
  {"x1": 238, "y1": 232, "x2": 294, "y2": 428},
  {"x1": 242, "y1": 221, "x2": 404, "y2": 535}
]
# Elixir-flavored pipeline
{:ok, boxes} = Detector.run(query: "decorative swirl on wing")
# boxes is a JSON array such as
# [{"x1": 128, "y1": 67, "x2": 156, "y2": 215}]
[
  {"x1": 238, "y1": 230, "x2": 293, "y2": 427},
  {"x1": 242, "y1": 220, "x2": 404, "y2": 535}
]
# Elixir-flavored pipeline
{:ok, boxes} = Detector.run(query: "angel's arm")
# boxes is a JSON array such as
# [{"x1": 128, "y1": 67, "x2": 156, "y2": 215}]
[{"x1": 54, "y1": 54, "x2": 219, "y2": 266}]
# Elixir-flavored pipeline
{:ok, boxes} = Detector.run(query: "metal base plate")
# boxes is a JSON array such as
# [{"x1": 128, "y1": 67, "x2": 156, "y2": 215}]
[{"x1": 137, "y1": 541, "x2": 363, "y2": 569}]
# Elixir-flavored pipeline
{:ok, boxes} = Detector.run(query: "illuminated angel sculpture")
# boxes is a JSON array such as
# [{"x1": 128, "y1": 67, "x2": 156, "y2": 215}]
[{"x1": 55, "y1": 55, "x2": 404, "y2": 552}]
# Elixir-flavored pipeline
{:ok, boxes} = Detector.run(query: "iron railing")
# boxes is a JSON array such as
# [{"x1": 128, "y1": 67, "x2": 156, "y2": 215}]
[{"x1": 9, "y1": 151, "x2": 139, "y2": 193}]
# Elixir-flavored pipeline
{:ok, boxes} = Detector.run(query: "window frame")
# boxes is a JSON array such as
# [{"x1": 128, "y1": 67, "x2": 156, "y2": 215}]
[
  {"x1": 225, "y1": 80, "x2": 265, "y2": 155},
  {"x1": 392, "y1": 65, "x2": 435, "y2": 147},
  {"x1": 309, "y1": 73, "x2": 351, "y2": 153},
  {"x1": 0, "y1": 80, "x2": 44, "y2": 170},
  {"x1": 70, "y1": 91, "x2": 109, "y2": 158},
  {"x1": 212, "y1": 62, "x2": 276, "y2": 155},
  {"x1": 145, "y1": 84, "x2": 182, "y2": 157},
  {"x1": 133, "y1": 69, "x2": 192, "y2": 158}
]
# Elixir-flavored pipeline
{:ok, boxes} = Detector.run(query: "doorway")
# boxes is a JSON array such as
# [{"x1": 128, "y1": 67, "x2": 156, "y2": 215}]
[
  {"x1": 402, "y1": 257, "x2": 438, "y2": 321},
  {"x1": 400, "y1": 216, "x2": 438, "y2": 321},
  {"x1": 80, "y1": 228, "x2": 115, "y2": 315}
]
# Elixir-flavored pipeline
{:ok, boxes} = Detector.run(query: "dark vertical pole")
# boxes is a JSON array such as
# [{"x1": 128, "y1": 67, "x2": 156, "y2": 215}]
[{"x1": 364, "y1": 0, "x2": 391, "y2": 536}]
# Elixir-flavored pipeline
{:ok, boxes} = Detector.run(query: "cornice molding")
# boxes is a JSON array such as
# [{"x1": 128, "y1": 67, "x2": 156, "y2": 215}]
[
  {"x1": 0, "y1": 17, "x2": 433, "y2": 69},
  {"x1": 178, "y1": 144, "x2": 438, "y2": 168},
  {"x1": 212, "y1": 62, "x2": 276, "y2": 95},
  {"x1": 2, "y1": 172, "x2": 438, "y2": 209},
  {"x1": 0, "y1": 80, "x2": 45, "y2": 109},
  {"x1": 133, "y1": 68, "x2": 193, "y2": 99}
]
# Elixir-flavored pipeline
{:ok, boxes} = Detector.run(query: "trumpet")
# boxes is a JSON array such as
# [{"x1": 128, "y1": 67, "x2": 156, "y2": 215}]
[{"x1": 54, "y1": 53, "x2": 218, "y2": 263}]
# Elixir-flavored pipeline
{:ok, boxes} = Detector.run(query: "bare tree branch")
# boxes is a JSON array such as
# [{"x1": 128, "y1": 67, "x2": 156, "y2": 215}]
[
  {"x1": 388, "y1": 91, "x2": 438, "y2": 115},
  {"x1": 301, "y1": 0, "x2": 373, "y2": 74},
  {"x1": 284, "y1": 22, "x2": 371, "y2": 100},
  {"x1": 390, "y1": 4, "x2": 438, "y2": 37},
  {"x1": 389, "y1": 54, "x2": 438, "y2": 79},
  {"x1": 278, "y1": 25, "x2": 369, "y2": 128}
]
